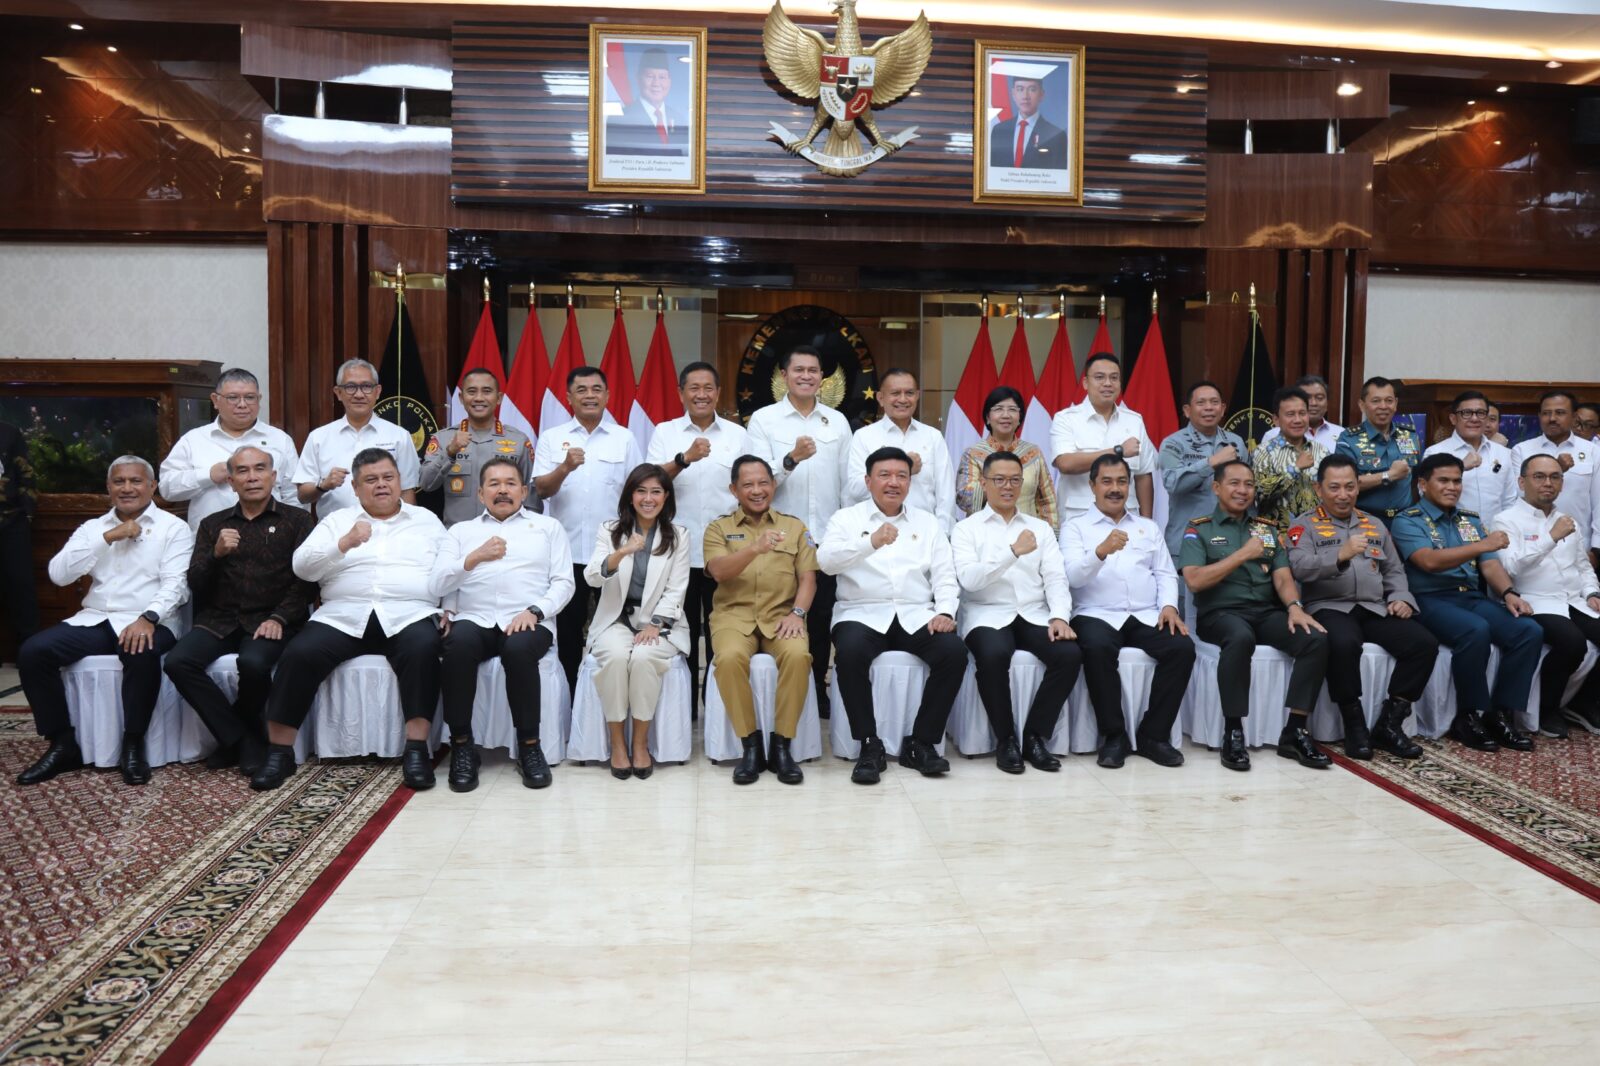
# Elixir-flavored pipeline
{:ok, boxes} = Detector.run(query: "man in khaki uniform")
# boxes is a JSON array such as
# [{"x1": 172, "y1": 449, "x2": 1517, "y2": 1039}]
[
  {"x1": 420, "y1": 369, "x2": 536, "y2": 526},
  {"x1": 704, "y1": 454, "x2": 817, "y2": 786}
]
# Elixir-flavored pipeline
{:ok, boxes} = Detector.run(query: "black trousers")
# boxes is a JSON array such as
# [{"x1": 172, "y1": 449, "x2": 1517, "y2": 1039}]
[
  {"x1": 163, "y1": 627, "x2": 287, "y2": 747},
  {"x1": 556, "y1": 562, "x2": 601, "y2": 695},
  {"x1": 441, "y1": 619, "x2": 553, "y2": 738},
  {"x1": 0, "y1": 517, "x2": 39, "y2": 648},
  {"x1": 1533, "y1": 608, "x2": 1600, "y2": 714},
  {"x1": 265, "y1": 614, "x2": 440, "y2": 729},
  {"x1": 684, "y1": 566, "x2": 716, "y2": 710},
  {"x1": 1072, "y1": 615, "x2": 1195, "y2": 740},
  {"x1": 1315, "y1": 608, "x2": 1439, "y2": 704},
  {"x1": 964, "y1": 618, "x2": 1082, "y2": 741},
  {"x1": 18, "y1": 620, "x2": 176, "y2": 740},
  {"x1": 808, "y1": 572, "x2": 837, "y2": 703},
  {"x1": 1196, "y1": 605, "x2": 1328, "y2": 719},
  {"x1": 833, "y1": 618, "x2": 969, "y2": 744}
]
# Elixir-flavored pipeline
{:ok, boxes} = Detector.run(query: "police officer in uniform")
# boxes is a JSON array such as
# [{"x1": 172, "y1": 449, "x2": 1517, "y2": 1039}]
[
  {"x1": 704, "y1": 455, "x2": 817, "y2": 786},
  {"x1": 1287, "y1": 454, "x2": 1438, "y2": 761},
  {"x1": 1158, "y1": 380, "x2": 1246, "y2": 561},
  {"x1": 1336, "y1": 375, "x2": 1422, "y2": 526},
  {"x1": 420, "y1": 368, "x2": 535, "y2": 526},
  {"x1": 1392, "y1": 453, "x2": 1542, "y2": 753},
  {"x1": 1179, "y1": 460, "x2": 1330, "y2": 772}
]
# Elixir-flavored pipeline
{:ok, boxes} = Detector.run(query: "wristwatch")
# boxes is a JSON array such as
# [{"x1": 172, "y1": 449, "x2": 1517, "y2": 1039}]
[
  {"x1": 528, "y1": 606, "x2": 545, "y2": 624},
  {"x1": 674, "y1": 452, "x2": 690, "y2": 468},
  {"x1": 1112, "y1": 444, "x2": 1125, "y2": 459},
  {"x1": 1288, "y1": 600, "x2": 1304, "y2": 610},
  {"x1": 1380, "y1": 472, "x2": 1391, "y2": 486},
  {"x1": 782, "y1": 454, "x2": 798, "y2": 471},
  {"x1": 1503, "y1": 588, "x2": 1520, "y2": 599},
  {"x1": 790, "y1": 606, "x2": 808, "y2": 619},
  {"x1": 140, "y1": 610, "x2": 160, "y2": 624}
]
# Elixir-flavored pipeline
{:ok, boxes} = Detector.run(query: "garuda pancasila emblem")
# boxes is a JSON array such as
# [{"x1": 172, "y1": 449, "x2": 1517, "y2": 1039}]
[{"x1": 763, "y1": 0, "x2": 933, "y2": 177}]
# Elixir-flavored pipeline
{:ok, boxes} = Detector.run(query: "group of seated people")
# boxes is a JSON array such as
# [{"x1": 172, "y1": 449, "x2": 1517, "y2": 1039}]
[{"x1": 13, "y1": 350, "x2": 1600, "y2": 795}]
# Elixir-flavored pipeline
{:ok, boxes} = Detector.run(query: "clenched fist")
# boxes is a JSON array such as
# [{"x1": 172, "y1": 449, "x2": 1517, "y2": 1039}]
[
  {"x1": 1480, "y1": 530, "x2": 1510, "y2": 552},
  {"x1": 339, "y1": 520, "x2": 373, "y2": 554},
  {"x1": 1121, "y1": 437, "x2": 1142, "y2": 458},
  {"x1": 104, "y1": 518, "x2": 142, "y2": 544},
  {"x1": 754, "y1": 529, "x2": 786, "y2": 554},
  {"x1": 1387, "y1": 459, "x2": 1411, "y2": 481},
  {"x1": 210, "y1": 461, "x2": 230, "y2": 485},
  {"x1": 320, "y1": 467, "x2": 349, "y2": 492},
  {"x1": 448, "y1": 427, "x2": 472, "y2": 457},
  {"x1": 790, "y1": 436, "x2": 817, "y2": 464},
  {"x1": 870, "y1": 523, "x2": 899, "y2": 549},
  {"x1": 1338, "y1": 534, "x2": 1369, "y2": 563},
  {"x1": 562, "y1": 446, "x2": 586, "y2": 470},
  {"x1": 1209, "y1": 445, "x2": 1238, "y2": 467},
  {"x1": 1295, "y1": 448, "x2": 1315, "y2": 470},
  {"x1": 1463, "y1": 449, "x2": 1482, "y2": 471},
  {"x1": 1096, "y1": 529, "x2": 1129, "y2": 559},
  {"x1": 215, "y1": 528, "x2": 242, "y2": 557},
  {"x1": 1238, "y1": 535, "x2": 1267, "y2": 561},
  {"x1": 623, "y1": 532, "x2": 648, "y2": 555},
  {"x1": 466, "y1": 535, "x2": 507, "y2": 569},
  {"x1": 1552, "y1": 514, "x2": 1577, "y2": 542},
  {"x1": 1011, "y1": 529, "x2": 1038, "y2": 557},
  {"x1": 684, "y1": 437, "x2": 712, "y2": 464},
  {"x1": 1557, "y1": 453, "x2": 1575, "y2": 472},
  {"x1": 907, "y1": 451, "x2": 923, "y2": 476}
]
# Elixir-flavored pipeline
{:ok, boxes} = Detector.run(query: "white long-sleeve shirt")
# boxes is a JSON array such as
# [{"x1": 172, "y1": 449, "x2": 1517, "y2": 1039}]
[
  {"x1": 1049, "y1": 400, "x2": 1156, "y2": 519},
  {"x1": 845, "y1": 417, "x2": 956, "y2": 534},
  {"x1": 1510, "y1": 434, "x2": 1600, "y2": 551},
  {"x1": 1424, "y1": 433, "x2": 1516, "y2": 527},
  {"x1": 950, "y1": 507, "x2": 1071, "y2": 638},
  {"x1": 817, "y1": 500, "x2": 958, "y2": 634},
  {"x1": 48, "y1": 505, "x2": 193, "y2": 632},
  {"x1": 429, "y1": 508, "x2": 574, "y2": 635},
  {"x1": 645, "y1": 414, "x2": 748, "y2": 568},
  {"x1": 746, "y1": 396, "x2": 852, "y2": 538},
  {"x1": 160, "y1": 419, "x2": 303, "y2": 530},
  {"x1": 1490, "y1": 498, "x2": 1600, "y2": 619},
  {"x1": 293, "y1": 503, "x2": 446, "y2": 637},
  {"x1": 1060, "y1": 506, "x2": 1179, "y2": 627},
  {"x1": 532, "y1": 417, "x2": 643, "y2": 562},
  {"x1": 293, "y1": 415, "x2": 421, "y2": 519}
]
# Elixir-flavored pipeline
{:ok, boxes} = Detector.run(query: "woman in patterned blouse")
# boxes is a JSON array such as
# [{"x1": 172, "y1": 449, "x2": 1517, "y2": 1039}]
[{"x1": 956, "y1": 386, "x2": 1060, "y2": 533}]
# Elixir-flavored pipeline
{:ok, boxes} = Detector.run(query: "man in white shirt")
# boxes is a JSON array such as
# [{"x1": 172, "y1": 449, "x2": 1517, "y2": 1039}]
[
  {"x1": 1423, "y1": 390, "x2": 1516, "y2": 526},
  {"x1": 1050, "y1": 353, "x2": 1156, "y2": 524},
  {"x1": 1492, "y1": 453, "x2": 1600, "y2": 738},
  {"x1": 254, "y1": 448, "x2": 448, "y2": 793},
  {"x1": 160, "y1": 368, "x2": 301, "y2": 530},
  {"x1": 1063, "y1": 453, "x2": 1193, "y2": 770},
  {"x1": 747, "y1": 345, "x2": 853, "y2": 705},
  {"x1": 846, "y1": 368, "x2": 955, "y2": 533},
  {"x1": 533, "y1": 365, "x2": 645, "y2": 692},
  {"x1": 430, "y1": 458, "x2": 574, "y2": 793},
  {"x1": 951, "y1": 450, "x2": 1078, "y2": 775},
  {"x1": 17, "y1": 456, "x2": 193, "y2": 787},
  {"x1": 818, "y1": 446, "x2": 966, "y2": 785},
  {"x1": 1260, "y1": 374, "x2": 1345, "y2": 451},
  {"x1": 647, "y1": 361, "x2": 749, "y2": 709},
  {"x1": 1510, "y1": 389, "x2": 1600, "y2": 570},
  {"x1": 293, "y1": 358, "x2": 420, "y2": 518}
]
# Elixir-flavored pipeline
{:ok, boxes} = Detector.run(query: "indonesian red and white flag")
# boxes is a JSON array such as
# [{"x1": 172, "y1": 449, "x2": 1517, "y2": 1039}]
[
  {"x1": 1124, "y1": 312, "x2": 1181, "y2": 531},
  {"x1": 946, "y1": 317, "x2": 1000, "y2": 468},
  {"x1": 997, "y1": 316, "x2": 1045, "y2": 458},
  {"x1": 599, "y1": 308, "x2": 651, "y2": 454},
  {"x1": 544, "y1": 304, "x2": 586, "y2": 432},
  {"x1": 501, "y1": 306, "x2": 548, "y2": 444},
  {"x1": 636, "y1": 310, "x2": 685, "y2": 438},
  {"x1": 1033, "y1": 314, "x2": 1084, "y2": 459},
  {"x1": 448, "y1": 301, "x2": 507, "y2": 429}
]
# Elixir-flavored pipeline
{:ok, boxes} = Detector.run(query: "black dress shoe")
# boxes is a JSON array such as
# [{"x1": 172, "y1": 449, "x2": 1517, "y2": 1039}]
[
  {"x1": 238, "y1": 731, "x2": 267, "y2": 777},
  {"x1": 610, "y1": 761, "x2": 633, "y2": 781},
  {"x1": 1277, "y1": 720, "x2": 1331, "y2": 769},
  {"x1": 1538, "y1": 709, "x2": 1570, "y2": 740},
  {"x1": 1133, "y1": 735, "x2": 1185, "y2": 767},
  {"x1": 633, "y1": 753, "x2": 654, "y2": 780},
  {"x1": 1023, "y1": 733, "x2": 1061, "y2": 771},
  {"x1": 401, "y1": 742, "x2": 435, "y2": 790},
  {"x1": 996, "y1": 735, "x2": 1025, "y2": 774},
  {"x1": 898, "y1": 736, "x2": 950, "y2": 776},
  {"x1": 732, "y1": 731, "x2": 766, "y2": 785},
  {"x1": 120, "y1": 733, "x2": 151, "y2": 786},
  {"x1": 851, "y1": 736, "x2": 887, "y2": 785},
  {"x1": 1449, "y1": 709, "x2": 1499, "y2": 752},
  {"x1": 518, "y1": 741, "x2": 553, "y2": 789},
  {"x1": 1220, "y1": 725, "x2": 1251, "y2": 771},
  {"x1": 1373, "y1": 698, "x2": 1424, "y2": 759},
  {"x1": 204, "y1": 742, "x2": 240, "y2": 771},
  {"x1": 447, "y1": 740, "x2": 480, "y2": 793},
  {"x1": 1338, "y1": 701, "x2": 1374, "y2": 761},
  {"x1": 1096, "y1": 731, "x2": 1131, "y2": 769},
  {"x1": 768, "y1": 733, "x2": 804, "y2": 785},
  {"x1": 250, "y1": 745, "x2": 297, "y2": 791},
  {"x1": 16, "y1": 736, "x2": 84, "y2": 786},
  {"x1": 1486, "y1": 709, "x2": 1534, "y2": 752}
]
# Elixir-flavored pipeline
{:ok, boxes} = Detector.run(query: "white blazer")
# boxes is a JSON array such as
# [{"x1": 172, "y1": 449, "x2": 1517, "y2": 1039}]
[{"x1": 584, "y1": 520, "x2": 692, "y2": 655}]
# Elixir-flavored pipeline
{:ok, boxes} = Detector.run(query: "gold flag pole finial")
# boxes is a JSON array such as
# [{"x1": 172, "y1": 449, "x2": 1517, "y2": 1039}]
[
  {"x1": 1058, "y1": 291, "x2": 1066, "y2": 319},
  {"x1": 1248, "y1": 282, "x2": 1258, "y2": 312},
  {"x1": 655, "y1": 287, "x2": 665, "y2": 315},
  {"x1": 981, "y1": 293, "x2": 989, "y2": 318},
  {"x1": 482, "y1": 275, "x2": 490, "y2": 304},
  {"x1": 1098, "y1": 292, "x2": 1106, "y2": 318},
  {"x1": 528, "y1": 280, "x2": 536, "y2": 309},
  {"x1": 614, "y1": 285, "x2": 622, "y2": 311},
  {"x1": 1151, "y1": 289, "x2": 1159, "y2": 315},
  {"x1": 566, "y1": 283, "x2": 574, "y2": 308},
  {"x1": 1015, "y1": 294, "x2": 1024, "y2": 319}
]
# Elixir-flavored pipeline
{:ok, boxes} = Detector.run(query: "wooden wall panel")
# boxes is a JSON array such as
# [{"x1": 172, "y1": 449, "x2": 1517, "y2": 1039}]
[
  {"x1": 241, "y1": 22, "x2": 450, "y2": 88},
  {"x1": 1209, "y1": 69, "x2": 1387, "y2": 122}
]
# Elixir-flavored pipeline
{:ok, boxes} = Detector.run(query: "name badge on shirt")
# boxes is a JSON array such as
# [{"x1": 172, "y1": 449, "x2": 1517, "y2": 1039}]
[{"x1": 727, "y1": 533, "x2": 746, "y2": 541}]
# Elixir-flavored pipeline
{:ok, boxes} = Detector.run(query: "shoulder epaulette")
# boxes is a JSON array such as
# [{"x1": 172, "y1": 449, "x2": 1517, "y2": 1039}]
[
  {"x1": 1398, "y1": 506, "x2": 1424, "y2": 517},
  {"x1": 1188, "y1": 515, "x2": 1212, "y2": 526},
  {"x1": 1458, "y1": 507, "x2": 1480, "y2": 518}
]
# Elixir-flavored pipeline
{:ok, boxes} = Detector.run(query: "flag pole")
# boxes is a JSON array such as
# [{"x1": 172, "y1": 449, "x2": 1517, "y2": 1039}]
[
  {"x1": 1247, "y1": 281, "x2": 1259, "y2": 448},
  {"x1": 614, "y1": 285, "x2": 621, "y2": 311},
  {"x1": 482, "y1": 274, "x2": 490, "y2": 304},
  {"x1": 395, "y1": 262, "x2": 406, "y2": 402},
  {"x1": 656, "y1": 286, "x2": 665, "y2": 317},
  {"x1": 1058, "y1": 290, "x2": 1065, "y2": 319}
]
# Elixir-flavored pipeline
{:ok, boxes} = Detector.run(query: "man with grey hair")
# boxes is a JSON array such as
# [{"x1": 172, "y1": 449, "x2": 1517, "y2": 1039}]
[
  {"x1": 1261, "y1": 375, "x2": 1345, "y2": 451},
  {"x1": 293, "y1": 358, "x2": 420, "y2": 518},
  {"x1": 160, "y1": 368, "x2": 301, "y2": 531},
  {"x1": 16, "y1": 456, "x2": 193, "y2": 786}
]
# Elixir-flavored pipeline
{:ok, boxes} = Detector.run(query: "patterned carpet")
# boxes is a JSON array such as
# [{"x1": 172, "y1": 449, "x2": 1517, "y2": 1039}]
[{"x1": 0, "y1": 710, "x2": 413, "y2": 1065}]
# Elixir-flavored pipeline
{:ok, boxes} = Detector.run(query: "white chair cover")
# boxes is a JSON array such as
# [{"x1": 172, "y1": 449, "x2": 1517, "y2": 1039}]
[
  {"x1": 203, "y1": 653, "x2": 314, "y2": 763},
  {"x1": 828, "y1": 650, "x2": 948, "y2": 759},
  {"x1": 1415, "y1": 646, "x2": 1500, "y2": 739},
  {"x1": 1181, "y1": 642, "x2": 1293, "y2": 748},
  {"x1": 566, "y1": 653, "x2": 693, "y2": 763},
  {"x1": 1523, "y1": 645, "x2": 1598, "y2": 733},
  {"x1": 1308, "y1": 643, "x2": 1398, "y2": 742},
  {"x1": 62, "y1": 655, "x2": 210, "y2": 768},
  {"x1": 428, "y1": 649, "x2": 571, "y2": 762},
  {"x1": 308, "y1": 654, "x2": 421, "y2": 758},
  {"x1": 702, "y1": 653, "x2": 823, "y2": 762}
]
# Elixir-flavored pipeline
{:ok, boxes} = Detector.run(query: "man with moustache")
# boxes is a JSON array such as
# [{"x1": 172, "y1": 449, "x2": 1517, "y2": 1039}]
[
  {"x1": 1261, "y1": 375, "x2": 1345, "y2": 451},
  {"x1": 253, "y1": 448, "x2": 449, "y2": 792},
  {"x1": 703, "y1": 455, "x2": 817, "y2": 785},
  {"x1": 294, "y1": 359, "x2": 420, "y2": 517},
  {"x1": 16, "y1": 456, "x2": 193, "y2": 786},
  {"x1": 1424, "y1": 390, "x2": 1517, "y2": 527},
  {"x1": 847, "y1": 368, "x2": 955, "y2": 534},
  {"x1": 1510, "y1": 390, "x2": 1600, "y2": 570},
  {"x1": 952, "y1": 450, "x2": 1079, "y2": 774},
  {"x1": 420, "y1": 368, "x2": 536, "y2": 526},
  {"x1": 162, "y1": 446, "x2": 316, "y2": 774},
  {"x1": 1179, "y1": 460, "x2": 1331, "y2": 772},
  {"x1": 1063, "y1": 453, "x2": 1193, "y2": 769},
  {"x1": 1336, "y1": 376, "x2": 1422, "y2": 526},
  {"x1": 431, "y1": 458, "x2": 573, "y2": 792},
  {"x1": 1252, "y1": 387, "x2": 1327, "y2": 529},
  {"x1": 1158, "y1": 379, "x2": 1245, "y2": 562},
  {"x1": 160, "y1": 368, "x2": 301, "y2": 531},
  {"x1": 1287, "y1": 454, "x2": 1437, "y2": 761},
  {"x1": 819, "y1": 447, "x2": 966, "y2": 785},
  {"x1": 1490, "y1": 453, "x2": 1600, "y2": 738},
  {"x1": 1052, "y1": 353, "x2": 1157, "y2": 525},
  {"x1": 1392, "y1": 453, "x2": 1542, "y2": 753}
]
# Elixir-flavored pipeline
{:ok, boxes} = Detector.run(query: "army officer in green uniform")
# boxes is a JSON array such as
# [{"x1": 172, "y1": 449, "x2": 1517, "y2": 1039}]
[
  {"x1": 421, "y1": 368, "x2": 536, "y2": 526},
  {"x1": 1179, "y1": 460, "x2": 1330, "y2": 773},
  {"x1": 1335, "y1": 375, "x2": 1422, "y2": 525}
]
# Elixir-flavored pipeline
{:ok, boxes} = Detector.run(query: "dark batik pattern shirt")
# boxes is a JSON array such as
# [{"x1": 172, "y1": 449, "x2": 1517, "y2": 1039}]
[{"x1": 188, "y1": 499, "x2": 317, "y2": 637}]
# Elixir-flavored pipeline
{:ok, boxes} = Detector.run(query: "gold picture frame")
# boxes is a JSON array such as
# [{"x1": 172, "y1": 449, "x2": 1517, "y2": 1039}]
[
  {"x1": 588, "y1": 24, "x2": 707, "y2": 195},
  {"x1": 973, "y1": 40, "x2": 1087, "y2": 206}
]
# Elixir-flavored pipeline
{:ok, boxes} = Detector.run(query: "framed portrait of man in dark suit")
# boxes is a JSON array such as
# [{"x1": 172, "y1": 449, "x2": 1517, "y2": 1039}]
[
  {"x1": 973, "y1": 42, "x2": 1085, "y2": 205},
  {"x1": 589, "y1": 25, "x2": 706, "y2": 194}
]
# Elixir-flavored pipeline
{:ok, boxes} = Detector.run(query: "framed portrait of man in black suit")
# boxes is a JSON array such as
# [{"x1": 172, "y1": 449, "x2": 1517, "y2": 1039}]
[
  {"x1": 589, "y1": 25, "x2": 706, "y2": 194},
  {"x1": 973, "y1": 41, "x2": 1085, "y2": 206}
]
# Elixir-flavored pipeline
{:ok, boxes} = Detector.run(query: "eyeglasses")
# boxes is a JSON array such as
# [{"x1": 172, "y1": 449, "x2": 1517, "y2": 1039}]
[
  {"x1": 985, "y1": 476, "x2": 1023, "y2": 488},
  {"x1": 1454, "y1": 408, "x2": 1489, "y2": 419},
  {"x1": 338, "y1": 382, "x2": 379, "y2": 395},
  {"x1": 1526, "y1": 472, "x2": 1564, "y2": 483},
  {"x1": 987, "y1": 405, "x2": 1022, "y2": 416},
  {"x1": 218, "y1": 393, "x2": 259, "y2": 406}
]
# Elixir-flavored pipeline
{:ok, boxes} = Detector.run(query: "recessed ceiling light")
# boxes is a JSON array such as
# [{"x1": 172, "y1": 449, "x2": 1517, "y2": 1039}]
[
  {"x1": 1466, "y1": 99, "x2": 1476, "y2": 105},
  {"x1": 29, "y1": 86, "x2": 42, "y2": 94},
  {"x1": 1336, "y1": 82, "x2": 1362, "y2": 96},
  {"x1": 106, "y1": 45, "x2": 118, "y2": 53},
  {"x1": 1495, "y1": 84, "x2": 1509, "y2": 92},
  {"x1": 1546, "y1": 60, "x2": 1563, "y2": 69},
  {"x1": 68, "y1": 22, "x2": 83, "y2": 30},
  {"x1": 1493, "y1": 139, "x2": 1502, "y2": 145},
  {"x1": 1176, "y1": 85, "x2": 1192, "y2": 94}
]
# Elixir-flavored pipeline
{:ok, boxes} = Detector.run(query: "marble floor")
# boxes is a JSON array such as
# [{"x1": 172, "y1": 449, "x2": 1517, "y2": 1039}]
[{"x1": 187, "y1": 738, "x2": 1600, "y2": 1066}]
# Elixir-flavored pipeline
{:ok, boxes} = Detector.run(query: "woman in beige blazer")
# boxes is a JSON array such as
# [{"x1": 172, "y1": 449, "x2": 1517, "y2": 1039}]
[{"x1": 585, "y1": 463, "x2": 691, "y2": 779}]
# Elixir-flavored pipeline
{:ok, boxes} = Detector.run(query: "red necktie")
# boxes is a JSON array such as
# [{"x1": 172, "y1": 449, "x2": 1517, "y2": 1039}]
[
  {"x1": 1013, "y1": 118, "x2": 1028, "y2": 168},
  {"x1": 654, "y1": 107, "x2": 668, "y2": 145}
]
